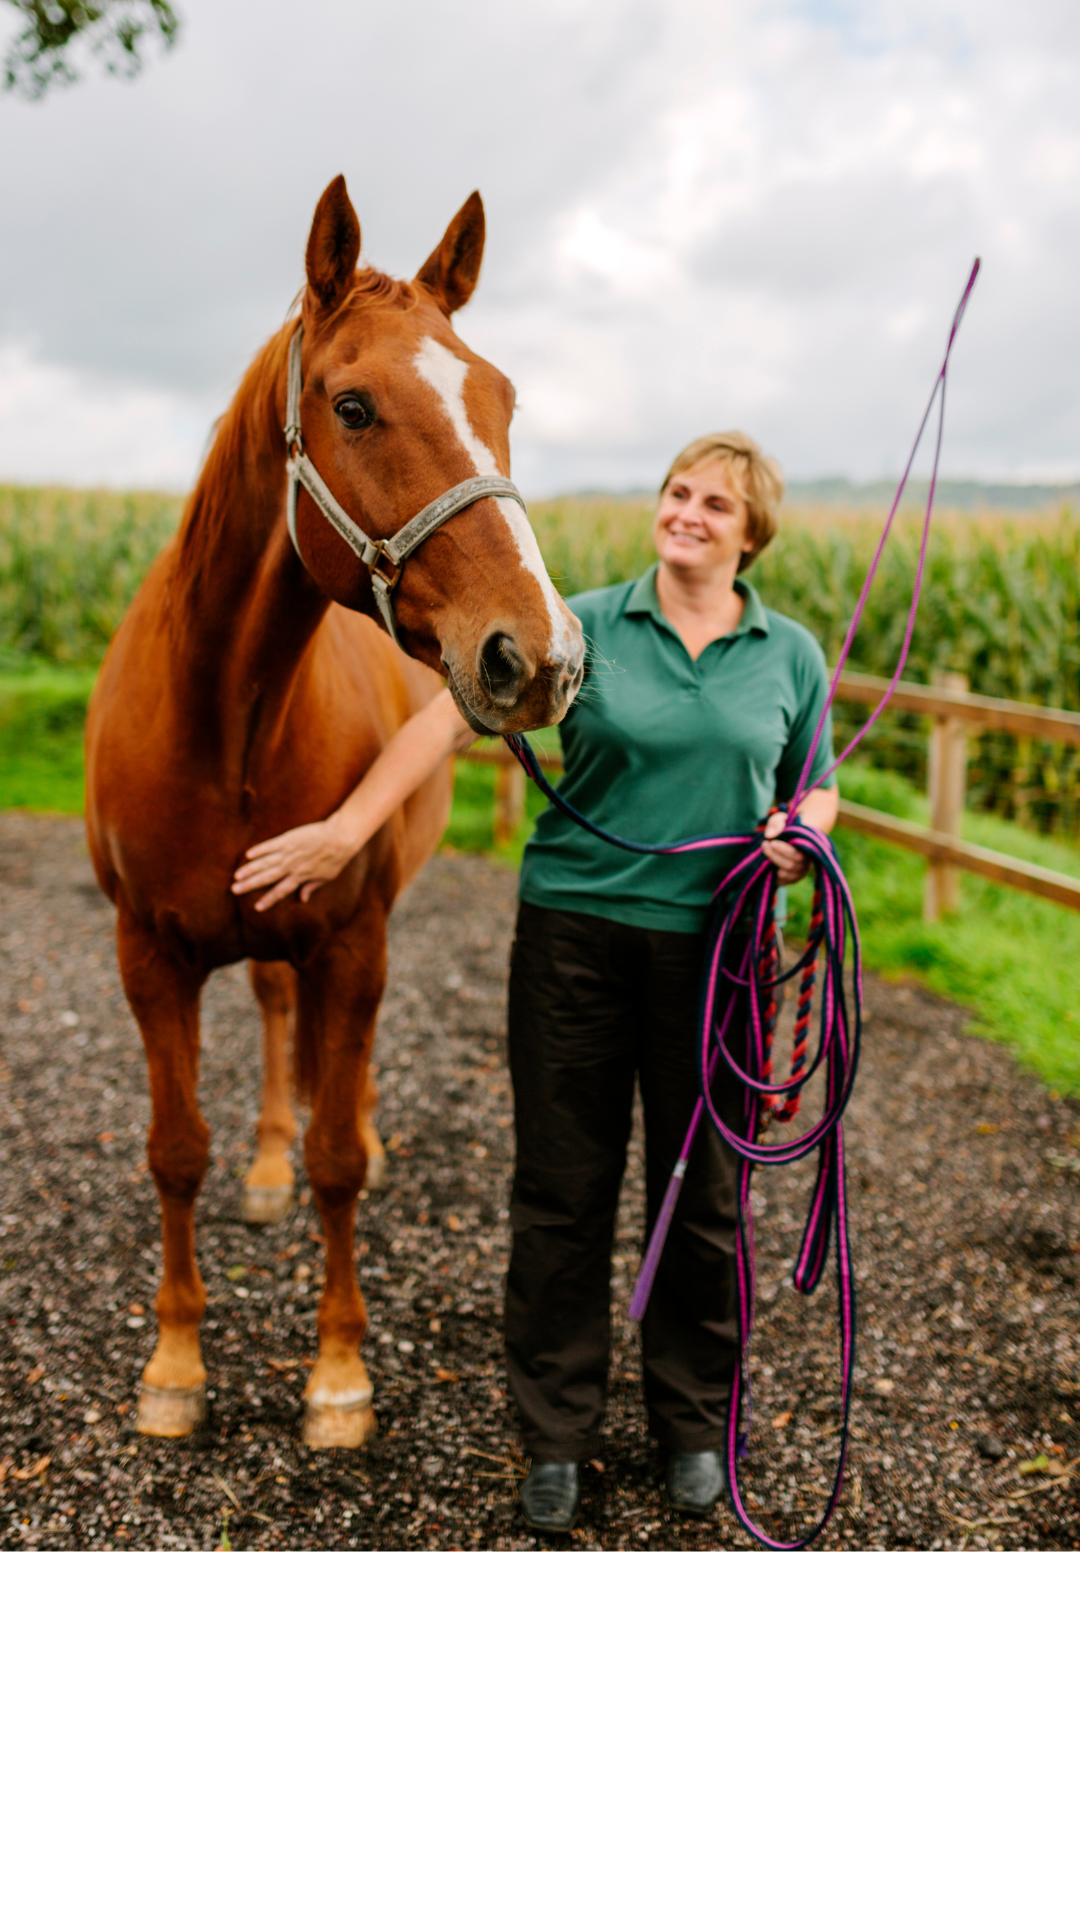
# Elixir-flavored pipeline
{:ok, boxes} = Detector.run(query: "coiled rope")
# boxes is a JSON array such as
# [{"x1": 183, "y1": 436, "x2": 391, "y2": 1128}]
[{"x1": 506, "y1": 259, "x2": 980, "y2": 1549}]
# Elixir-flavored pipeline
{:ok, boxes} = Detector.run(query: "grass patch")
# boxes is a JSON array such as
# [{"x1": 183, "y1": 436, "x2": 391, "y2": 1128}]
[
  {"x1": 440, "y1": 753, "x2": 550, "y2": 865},
  {"x1": 0, "y1": 667, "x2": 97, "y2": 812}
]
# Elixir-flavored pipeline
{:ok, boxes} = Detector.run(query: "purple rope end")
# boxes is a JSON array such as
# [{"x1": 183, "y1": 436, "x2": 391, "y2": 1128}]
[{"x1": 627, "y1": 1157, "x2": 688, "y2": 1321}]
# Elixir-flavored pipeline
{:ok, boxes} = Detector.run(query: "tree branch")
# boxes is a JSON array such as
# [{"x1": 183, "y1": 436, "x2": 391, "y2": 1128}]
[{"x1": 3, "y1": 1, "x2": 180, "y2": 100}]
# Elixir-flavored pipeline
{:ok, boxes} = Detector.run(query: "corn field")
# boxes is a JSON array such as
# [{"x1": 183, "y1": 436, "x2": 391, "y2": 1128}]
[
  {"x1": 0, "y1": 485, "x2": 182, "y2": 669},
  {"x1": 3, "y1": 483, "x2": 1080, "y2": 837},
  {"x1": 760, "y1": 507, "x2": 1080, "y2": 834}
]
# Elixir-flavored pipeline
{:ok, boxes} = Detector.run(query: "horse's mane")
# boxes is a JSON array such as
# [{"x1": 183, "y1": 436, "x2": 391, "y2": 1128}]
[{"x1": 172, "y1": 267, "x2": 419, "y2": 603}]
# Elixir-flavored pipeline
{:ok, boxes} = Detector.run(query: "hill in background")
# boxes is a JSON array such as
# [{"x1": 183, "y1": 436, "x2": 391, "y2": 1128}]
[{"x1": 785, "y1": 478, "x2": 1080, "y2": 512}]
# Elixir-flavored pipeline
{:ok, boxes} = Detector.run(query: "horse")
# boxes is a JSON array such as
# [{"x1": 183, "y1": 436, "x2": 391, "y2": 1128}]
[{"x1": 85, "y1": 175, "x2": 584, "y2": 1448}]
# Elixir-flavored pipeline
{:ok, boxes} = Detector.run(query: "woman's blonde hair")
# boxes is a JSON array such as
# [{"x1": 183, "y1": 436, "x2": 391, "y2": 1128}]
[{"x1": 660, "y1": 431, "x2": 784, "y2": 572}]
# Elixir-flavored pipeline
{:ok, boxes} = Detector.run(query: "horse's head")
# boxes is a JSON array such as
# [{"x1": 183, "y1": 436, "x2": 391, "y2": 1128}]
[{"x1": 286, "y1": 176, "x2": 584, "y2": 735}]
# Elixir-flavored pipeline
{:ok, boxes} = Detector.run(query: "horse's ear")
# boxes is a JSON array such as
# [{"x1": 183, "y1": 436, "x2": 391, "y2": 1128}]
[
  {"x1": 305, "y1": 176, "x2": 362, "y2": 311},
  {"x1": 415, "y1": 192, "x2": 486, "y2": 314}
]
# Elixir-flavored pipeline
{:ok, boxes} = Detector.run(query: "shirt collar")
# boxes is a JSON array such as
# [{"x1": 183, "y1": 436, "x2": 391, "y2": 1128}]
[{"x1": 625, "y1": 564, "x2": 770, "y2": 641}]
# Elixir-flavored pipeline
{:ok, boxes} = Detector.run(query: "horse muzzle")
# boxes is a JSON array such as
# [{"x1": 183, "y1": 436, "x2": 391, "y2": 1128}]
[{"x1": 449, "y1": 633, "x2": 583, "y2": 736}]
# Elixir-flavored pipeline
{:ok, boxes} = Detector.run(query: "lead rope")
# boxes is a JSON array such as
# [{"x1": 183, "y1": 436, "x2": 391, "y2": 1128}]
[
  {"x1": 762, "y1": 878, "x2": 825, "y2": 1132},
  {"x1": 507, "y1": 259, "x2": 979, "y2": 1550}
]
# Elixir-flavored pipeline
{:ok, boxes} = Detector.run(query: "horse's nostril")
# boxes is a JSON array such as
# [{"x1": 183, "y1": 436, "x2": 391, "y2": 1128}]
[{"x1": 478, "y1": 631, "x2": 526, "y2": 707}]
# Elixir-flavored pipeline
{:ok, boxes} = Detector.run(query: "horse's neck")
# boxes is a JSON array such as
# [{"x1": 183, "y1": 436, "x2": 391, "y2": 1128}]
[{"x1": 168, "y1": 412, "x2": 328, "y2": 770}]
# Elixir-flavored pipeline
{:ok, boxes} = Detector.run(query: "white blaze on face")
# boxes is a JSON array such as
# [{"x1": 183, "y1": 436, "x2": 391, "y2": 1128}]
[{"x1": 412, "y1": 335, "x2": 580, "y2": 670}]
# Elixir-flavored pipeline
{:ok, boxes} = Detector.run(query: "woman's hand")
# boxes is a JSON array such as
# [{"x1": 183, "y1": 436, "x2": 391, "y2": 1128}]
[
  {"x1": 762, "y1": 810, "x2": 810, "y2": 884},
  {"x1": 761, "y1": 785, "x2": 840, "y2": 883},
  {"x1": 230, "y1": 690, "x2": 481, "y2": 914},
  {"x1": 232, "y1": 816, "x2": 354, "y2": 912}
]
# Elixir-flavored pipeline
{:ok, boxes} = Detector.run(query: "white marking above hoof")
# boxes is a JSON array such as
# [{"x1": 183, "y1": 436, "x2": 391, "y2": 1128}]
[
  {"x1": 241, "y1": 1183, "x2": 294, "y2": 1225},
  {"x1": 136, "y1": 1381, "x2": 208, "y2": 1438},
  {"x1": 362, "y1": 1151, "x2": 387, "y2": 1193},
  {"x1": 303, "y1": 1397, "x2": 377, "y2": 1450}
]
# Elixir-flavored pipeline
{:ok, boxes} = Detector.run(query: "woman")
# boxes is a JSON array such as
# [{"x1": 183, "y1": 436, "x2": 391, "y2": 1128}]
[{"x1": 233, "y1": 431, "x2": 838, "y2": 1534}]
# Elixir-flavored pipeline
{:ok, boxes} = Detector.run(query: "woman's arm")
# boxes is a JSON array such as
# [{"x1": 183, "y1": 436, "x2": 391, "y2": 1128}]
[
  {"x1": 762, "y1": 783, "x2": 839, "y2": 884},
  {"x1": 232, "y1": 686, "x2": 479, "y2": 911}
]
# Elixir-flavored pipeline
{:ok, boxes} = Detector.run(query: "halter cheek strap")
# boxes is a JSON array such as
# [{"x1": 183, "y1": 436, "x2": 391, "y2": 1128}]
[{"x1": 283, "y1": 325, "x2": 527, "y2": 650}]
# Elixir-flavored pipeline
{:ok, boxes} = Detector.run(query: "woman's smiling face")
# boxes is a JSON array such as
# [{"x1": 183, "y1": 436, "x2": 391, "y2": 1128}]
[{"x1": 652, "y1": 459, "x2": 753, "y2": 575}]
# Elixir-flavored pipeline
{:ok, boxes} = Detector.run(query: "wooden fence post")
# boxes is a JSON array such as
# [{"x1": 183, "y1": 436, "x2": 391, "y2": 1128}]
[
  {"x1": 493, "y1": 755, "x2": 526, "y2": 847},
  {"x1": 923, "y1": 670, "x2": 969, "y2": 921}
]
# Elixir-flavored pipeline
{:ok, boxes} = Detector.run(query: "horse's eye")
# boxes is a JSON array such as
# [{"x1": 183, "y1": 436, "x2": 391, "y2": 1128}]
[{"x1": 334, "y1": 394, "x2": 373, "y2": 429}]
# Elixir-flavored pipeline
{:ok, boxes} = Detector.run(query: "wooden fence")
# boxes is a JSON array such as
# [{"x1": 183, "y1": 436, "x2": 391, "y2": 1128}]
[
  {"x1": 461, "y1": 670, "x2": 1080, "y2": 919},
  {"x1": 833, "y1": 671, "x2": 1080, "y2": 918}
]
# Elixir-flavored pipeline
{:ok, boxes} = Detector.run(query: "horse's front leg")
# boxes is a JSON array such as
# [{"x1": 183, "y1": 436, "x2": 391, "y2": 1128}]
[
  {"x1": 298, "y1": 925, "x2": 387, "y2": 1449},
  {"x1": 116, "y1": 903, "x2": 211, "y2": 1437},
  {"x1": 242, "y1": 959, "x2": 298, "y2": 1223}
]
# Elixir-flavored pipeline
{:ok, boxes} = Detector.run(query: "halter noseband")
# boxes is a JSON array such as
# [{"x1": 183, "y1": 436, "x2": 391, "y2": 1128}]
[{"x1": 283, "y1": 325, "x2": 527, "y2": 650}]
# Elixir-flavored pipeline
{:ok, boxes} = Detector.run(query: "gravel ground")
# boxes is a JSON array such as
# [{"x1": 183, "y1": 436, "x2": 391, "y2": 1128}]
[{"x1": 2, "y1": 812, "x2": 1079, "y2": 1552}]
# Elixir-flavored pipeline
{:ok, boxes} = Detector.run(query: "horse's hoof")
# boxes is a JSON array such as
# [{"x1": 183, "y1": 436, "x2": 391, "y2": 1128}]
[
  {"x1": 136, "y1": 1382, "x2": 208, "y2": 1438},
  {"x1": 241, "y1": 1183, "x2": 293, "y2": 1225},
  {"x1": 303, "y1": 1395, "x2": 377, "y2": 1450},
  {"x1": 362, "y1": 1150, "x2": 386, "y2": 1194}
]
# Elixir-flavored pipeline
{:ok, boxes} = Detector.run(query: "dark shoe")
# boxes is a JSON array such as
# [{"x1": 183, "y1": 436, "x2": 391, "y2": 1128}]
[
  {"x1": 666, "y1": 1449, "x2": 727, "y2": 1515},
  {"x1": 520, "y1": 1461, "x2": 581, "y2": 1534}
]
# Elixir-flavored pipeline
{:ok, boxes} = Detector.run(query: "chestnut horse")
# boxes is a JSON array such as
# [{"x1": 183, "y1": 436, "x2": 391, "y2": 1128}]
[{"x1": 85, "y1": 176, "x2": 584, "y2": 1448}]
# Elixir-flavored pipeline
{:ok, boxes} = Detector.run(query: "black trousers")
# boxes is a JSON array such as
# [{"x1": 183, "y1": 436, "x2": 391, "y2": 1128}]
[{"x1": 505, "y1": 901, "x2": 748, "y2": 1461}]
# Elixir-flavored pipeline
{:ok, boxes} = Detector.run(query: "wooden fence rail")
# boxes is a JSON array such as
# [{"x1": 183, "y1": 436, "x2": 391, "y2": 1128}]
[
  {"x1": 834, "y1": 671, "x2": 1080, "y2": 747},
  {"x1": 459, "y1": 672, "x2": 1080, "y2": 919},
  {"x1": 835, "y1": 800, "x2": 1080, "y2": 913},
  {"x1": 835, "y1": 671, "x2": 1080, "y2": 920}
]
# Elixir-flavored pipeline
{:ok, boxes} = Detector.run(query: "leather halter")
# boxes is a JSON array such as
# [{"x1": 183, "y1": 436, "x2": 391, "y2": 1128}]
[{"x1": 283, "y1": 324, "x2": 527, "y2": 649}]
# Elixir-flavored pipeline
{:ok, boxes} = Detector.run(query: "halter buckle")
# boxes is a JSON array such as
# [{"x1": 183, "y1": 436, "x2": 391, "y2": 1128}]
[{"x1": 369, "y1": 547, "x2": 401, "y2": 591}]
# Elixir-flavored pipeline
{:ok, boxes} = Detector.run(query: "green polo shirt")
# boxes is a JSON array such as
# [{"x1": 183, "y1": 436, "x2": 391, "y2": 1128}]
[{"x1": 518, "y1": 565, "x2": 836, "y2": 934}]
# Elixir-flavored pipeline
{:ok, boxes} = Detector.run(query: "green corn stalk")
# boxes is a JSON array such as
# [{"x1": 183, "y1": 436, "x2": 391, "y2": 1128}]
[{"x1": 0, "y1": 483, "x2": 182, "y2": 669}]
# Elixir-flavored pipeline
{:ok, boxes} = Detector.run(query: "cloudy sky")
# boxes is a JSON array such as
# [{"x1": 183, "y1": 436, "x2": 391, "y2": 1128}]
[{"x1": 1, "y1": 0, "x2": 1077, "y2": 494}]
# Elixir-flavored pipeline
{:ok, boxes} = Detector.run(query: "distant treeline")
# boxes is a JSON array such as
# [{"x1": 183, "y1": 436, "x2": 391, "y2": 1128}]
[
  {"x1": 4, "y1": 481, "x2": 1080, "y2": 836},
  {"x1": 785, "y1": 478, "x2": 1080, "y2": 512}
]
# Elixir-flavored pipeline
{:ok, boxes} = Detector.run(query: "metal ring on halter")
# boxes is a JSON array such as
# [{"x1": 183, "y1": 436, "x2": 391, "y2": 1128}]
[{"x1": 283, "y1": 324, "x2": 528, "y2": 652}]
